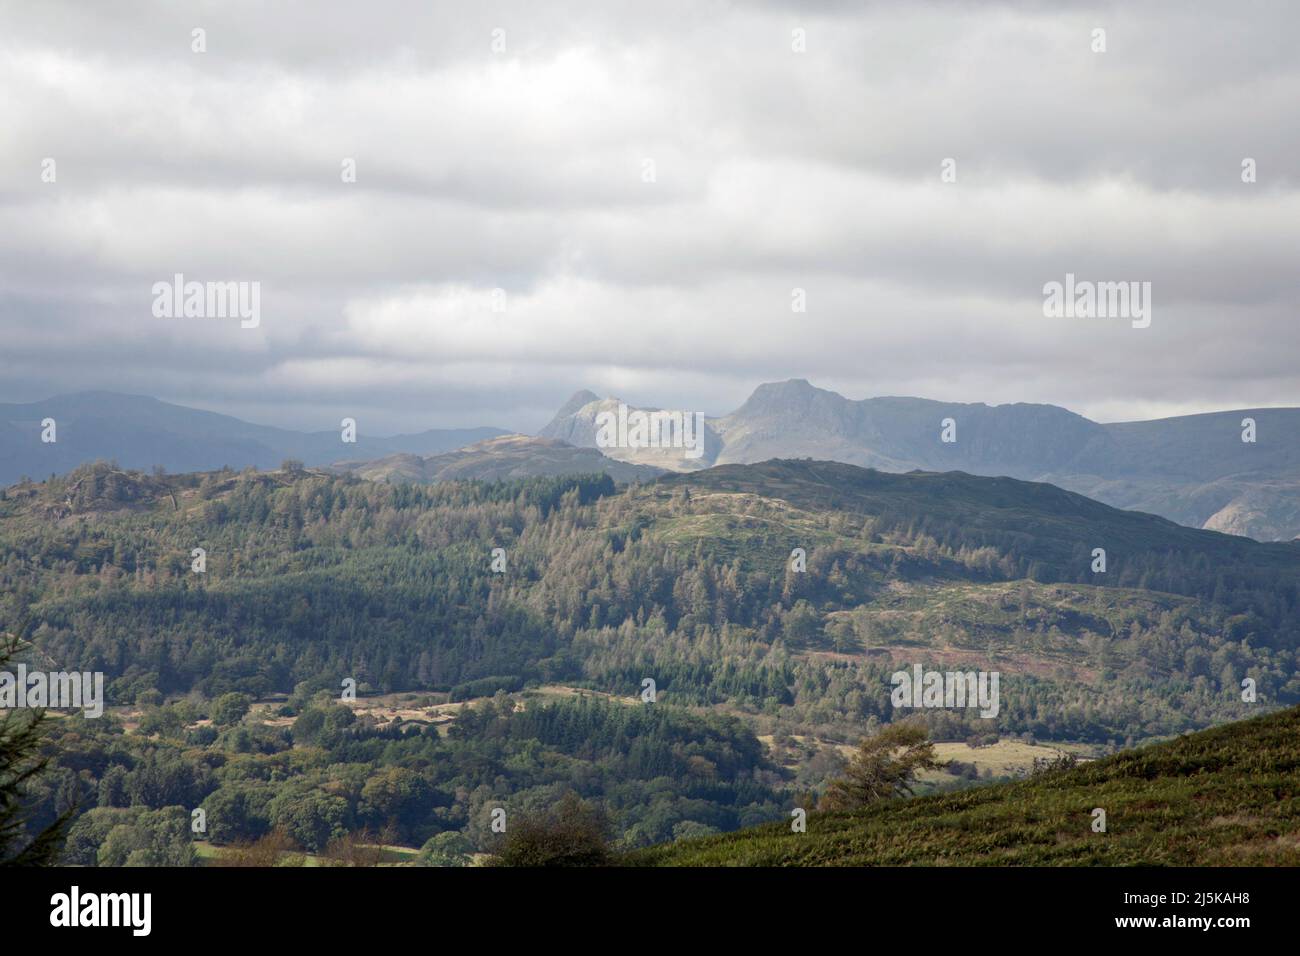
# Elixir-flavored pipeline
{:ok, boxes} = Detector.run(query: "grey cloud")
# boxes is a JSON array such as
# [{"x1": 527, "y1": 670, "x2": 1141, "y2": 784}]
[{"x1": 0, "y1": 0, "x2": 1296, "y2": 434}]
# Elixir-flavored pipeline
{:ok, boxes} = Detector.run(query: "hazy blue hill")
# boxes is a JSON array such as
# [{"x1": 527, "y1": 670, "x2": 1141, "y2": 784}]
[
  {"x1": 716, "y1": 380, "x2": 1108, "y2": 475},
  {"x1": 0, "y1": 391, "x2": 506, "y2": 483},
  {"x1": 1101, "y1": 408, "x2": 1300, "y2": 481}
]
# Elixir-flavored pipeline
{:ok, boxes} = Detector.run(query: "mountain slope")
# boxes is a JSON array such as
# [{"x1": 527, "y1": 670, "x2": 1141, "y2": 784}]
[{"x1": 631, "y1": 703, "x2": 1300, "y2": 866}]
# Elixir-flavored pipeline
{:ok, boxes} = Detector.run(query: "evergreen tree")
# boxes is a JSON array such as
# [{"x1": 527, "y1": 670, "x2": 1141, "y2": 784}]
[
  {"x1": 821, "y1": 719, "x2": 943, "y2": 811},
  {"x1": 0, "y1": 633, "x2": 72, "y2": 865}
]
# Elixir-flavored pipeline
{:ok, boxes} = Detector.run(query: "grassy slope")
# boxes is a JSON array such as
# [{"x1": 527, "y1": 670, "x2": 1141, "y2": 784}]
[{"x1": 630, "y1": 705, "x2": 1300, "y2": 866}]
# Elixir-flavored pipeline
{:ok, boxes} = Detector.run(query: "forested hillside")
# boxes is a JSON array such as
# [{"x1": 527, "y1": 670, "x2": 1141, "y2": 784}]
[
  {"x1": 26, "y1": 691, "x2": 782, "y2": 863},
  {"x1": 4, "y1": 458, "x2": 1298, "y2": 740},
  {"x1": 4, "y1": 457, "x2": 1299, "y2": 861}
]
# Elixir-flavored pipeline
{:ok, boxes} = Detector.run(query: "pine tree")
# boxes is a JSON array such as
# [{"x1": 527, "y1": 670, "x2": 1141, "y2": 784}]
[
  {"x1": 820, "y1": 719, "x2": 943, "y2": 811},
  {"x1": 0, "y1": 633, "x2": 72, "y2": 865}
]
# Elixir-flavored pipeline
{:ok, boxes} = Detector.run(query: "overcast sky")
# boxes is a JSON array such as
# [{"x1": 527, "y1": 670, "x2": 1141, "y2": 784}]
[{"x1": 1, "y1": 0, "x2": 1296, "y2": 434}]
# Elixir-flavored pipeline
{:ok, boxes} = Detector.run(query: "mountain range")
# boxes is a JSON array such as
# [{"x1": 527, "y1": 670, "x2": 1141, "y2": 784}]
[
  {"x1": 4, "y1": 382, "x2": 1299, "y2": 540},
  {"x1": 541, "y1": 380, "x2": 1300, "y2": 541}
]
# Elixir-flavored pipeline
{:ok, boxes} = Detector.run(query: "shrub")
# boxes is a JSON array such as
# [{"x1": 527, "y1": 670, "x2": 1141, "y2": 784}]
[{"x1": 492, "y1": 793, "x2": 611, "y2": 867}]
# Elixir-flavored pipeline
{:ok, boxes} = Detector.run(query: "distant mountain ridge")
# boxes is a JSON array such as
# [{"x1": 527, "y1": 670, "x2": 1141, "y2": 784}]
[
  {"x1": 0, "y1": 391, "x2": 507, "y2": 484},
  {"x1": 7, "y1": 383, "x2": 1299, "y2": 540},
  {"x1": 542, "y1": 379, "x2": 1300, "y2": 541}
]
